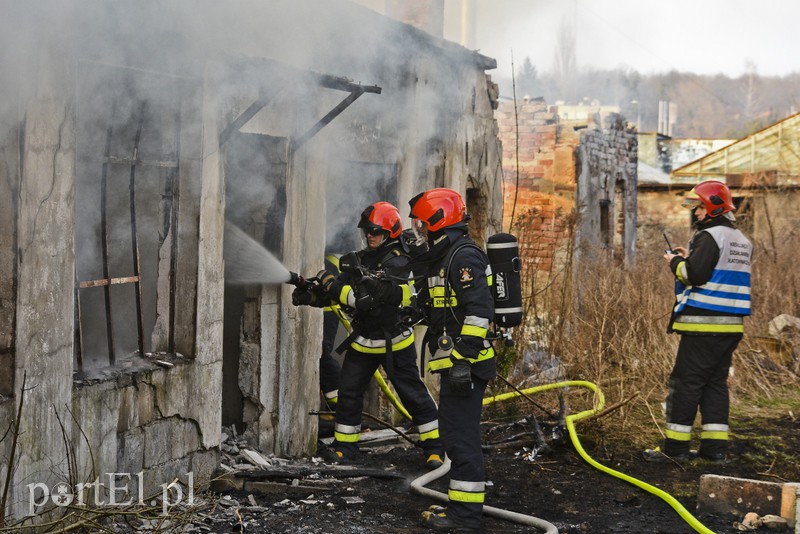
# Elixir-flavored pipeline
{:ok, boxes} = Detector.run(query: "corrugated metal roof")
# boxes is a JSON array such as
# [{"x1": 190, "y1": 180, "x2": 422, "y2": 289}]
[
  {"x1": 637, "y1": 161, "x2": 672, "y2": 185},
  {"x1": 672, "y1": 112, "x2": 800, "y2": 178}
]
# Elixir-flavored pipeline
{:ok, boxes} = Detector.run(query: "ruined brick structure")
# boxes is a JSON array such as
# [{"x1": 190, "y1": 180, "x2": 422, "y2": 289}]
[{"x1": 496, "y1": 98, "x2": 638, "y2": 284}]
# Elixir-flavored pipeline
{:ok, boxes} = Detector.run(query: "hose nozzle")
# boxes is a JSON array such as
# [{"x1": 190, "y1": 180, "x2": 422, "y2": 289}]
[{"x1": 288, "y1": 271, "x2": 305, "y2": 287}]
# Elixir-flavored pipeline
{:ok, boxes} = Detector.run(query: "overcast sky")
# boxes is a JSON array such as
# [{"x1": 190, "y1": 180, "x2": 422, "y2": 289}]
[{"x1": 444, "y1": 0, "x2": 800, "y2": 79}]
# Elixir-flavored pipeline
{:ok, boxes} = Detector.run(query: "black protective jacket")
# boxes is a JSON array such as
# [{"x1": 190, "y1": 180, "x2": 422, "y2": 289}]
[
  {"x1": 414, "y1": 229, "x2": 497, "y2": 381},
  {"x1": 330, "y1": 239, "x2": 411, "y2": 341}
]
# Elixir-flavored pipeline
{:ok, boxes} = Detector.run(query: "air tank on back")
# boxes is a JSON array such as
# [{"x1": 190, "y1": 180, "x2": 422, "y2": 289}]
[{"x1": 486, "y1": 233, "x2": 522, "y2": 328}]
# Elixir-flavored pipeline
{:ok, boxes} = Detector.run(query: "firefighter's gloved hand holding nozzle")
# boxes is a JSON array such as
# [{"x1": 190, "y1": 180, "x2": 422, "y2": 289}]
[
  {"x1": 292, "y1": 285, "x2": 322, "y2": 307},
  {"x1": 288, "y1": 269, "x2": 332, "y2": 308},
  {"x1": 356, "y1": 277, "x2": 401, "y2": 306}
]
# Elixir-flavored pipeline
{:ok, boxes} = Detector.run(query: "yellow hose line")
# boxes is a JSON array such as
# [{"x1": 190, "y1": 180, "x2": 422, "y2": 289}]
[
  {"x1": 484, "y1": 380, "x2": 715, "y2": 534},
  {"x1": 329, "y1": 304, "x2": 412, "y2": 421},
  {"x1": 374, "y1": 370, "x2": 413, "y2": 420}
]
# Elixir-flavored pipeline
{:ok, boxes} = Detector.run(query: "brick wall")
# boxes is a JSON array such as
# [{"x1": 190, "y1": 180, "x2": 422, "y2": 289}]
[
  {"x1": 497, "y1": 98, "x2": 637, "y2": 273},
  {"x1": 496, "y1": 98, "x2": 579, "y2": 273}
]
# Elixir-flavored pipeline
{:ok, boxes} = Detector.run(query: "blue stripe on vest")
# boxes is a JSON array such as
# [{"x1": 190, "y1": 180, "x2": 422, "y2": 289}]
[
  {"x1": 692, "y1": 288, "x2": 751, "y2": 301},
  {"x1": 709, "y1": 270, "x2": 751, "y2": 285}
]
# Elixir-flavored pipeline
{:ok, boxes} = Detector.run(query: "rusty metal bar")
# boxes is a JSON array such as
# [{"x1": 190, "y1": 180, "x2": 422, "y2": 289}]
[
  {"x1": 292, "y1": 87, "x2": 365, "y2": 152},
  {"x1": 219, "y1": 93, "x2": 275, "y2": 147},
  {"x1": 130, "y1": 105, "x2": 146, "y2": 358},
  {"x1": 78, "y1": 276, "x2": 140, "y2": 288},
  {"x1": 168, "y1": 110, "x2": 182, "y2": 354},
  {"x1": 100, "y1": 123, "x2": 116, "y2": 364}
]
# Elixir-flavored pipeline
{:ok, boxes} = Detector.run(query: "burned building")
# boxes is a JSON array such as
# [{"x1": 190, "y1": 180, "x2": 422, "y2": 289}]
[
  {"x1": 495, "y1": 97, "x2": 638, "y2": 280},
  {"x1": 0, "y1": 0, "x2": 502, "y2": 521}
]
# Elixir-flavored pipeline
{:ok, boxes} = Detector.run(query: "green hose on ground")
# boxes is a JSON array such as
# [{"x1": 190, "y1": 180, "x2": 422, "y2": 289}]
[{"x1": 484, "y1": 380, "x2": 716, "y2": 534}]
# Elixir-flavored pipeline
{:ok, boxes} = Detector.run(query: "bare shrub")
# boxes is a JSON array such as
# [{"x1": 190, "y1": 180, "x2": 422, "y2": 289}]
[{"x1": 505, "y1": 214, "x2": 800, "y2": 449}]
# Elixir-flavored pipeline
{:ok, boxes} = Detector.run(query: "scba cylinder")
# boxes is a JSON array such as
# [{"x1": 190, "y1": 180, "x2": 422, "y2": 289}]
[{"x1": 486, "y1": 233, "x2": 523, "y2": 327}]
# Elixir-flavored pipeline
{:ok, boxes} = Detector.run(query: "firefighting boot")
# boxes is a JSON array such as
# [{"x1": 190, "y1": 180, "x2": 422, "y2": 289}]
[
  {"x1": 421, "y1": 506, "x2": 479, "y2": 532},
  {"x1": 425, "y1": 454, "x2": 444, "y2": 470},
  {"x1": 642, "y1": 446, "x2": 691, "y2": 463}
]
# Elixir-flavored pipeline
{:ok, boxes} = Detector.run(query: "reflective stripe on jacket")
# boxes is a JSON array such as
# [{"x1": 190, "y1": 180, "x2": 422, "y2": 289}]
[
  {"x1": 425, "y1": 247, "x2": 495, "y2": 372},
  {"x1": 673, "y1": 225, "x2": 751, "y2": 333}
]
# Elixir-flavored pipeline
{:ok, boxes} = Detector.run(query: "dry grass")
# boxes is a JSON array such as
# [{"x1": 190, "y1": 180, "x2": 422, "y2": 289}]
[{"x1": 503, "y1": 213, "x2": 800, "y2": 450}]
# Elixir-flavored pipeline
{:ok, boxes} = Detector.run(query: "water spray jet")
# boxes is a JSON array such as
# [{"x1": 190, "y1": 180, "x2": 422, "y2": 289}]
[{"x1": 224, "y1": 221, "x2": 295, "y2": 285}]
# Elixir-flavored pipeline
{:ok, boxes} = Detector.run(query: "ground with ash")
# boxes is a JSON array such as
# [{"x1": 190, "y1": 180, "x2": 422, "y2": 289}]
[{"x1": 186, "y1": 411, "x2": 799, "y2": 534}]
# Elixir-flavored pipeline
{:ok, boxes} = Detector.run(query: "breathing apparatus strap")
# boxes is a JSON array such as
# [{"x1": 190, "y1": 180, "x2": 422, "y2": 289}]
[
  {"x1": 335, "y1": 325, "x2": 361, "y2": 355},
  {"x1": 441, "y1": 239, "x2": 481, "y2": 332},
  {"x1": 441, "y1": 238, "x2": 500, "y2": 342}
]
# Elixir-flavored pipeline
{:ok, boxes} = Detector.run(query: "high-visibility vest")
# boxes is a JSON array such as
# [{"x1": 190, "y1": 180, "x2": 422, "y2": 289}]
[{"x1": 673, "y1": 226, "x2": 752, "y2": 334}]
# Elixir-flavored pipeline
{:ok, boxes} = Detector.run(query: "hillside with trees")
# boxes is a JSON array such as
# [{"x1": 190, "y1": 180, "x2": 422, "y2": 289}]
[{"x1": 501, "y1": 57, "x2": 800, "y2": 138}]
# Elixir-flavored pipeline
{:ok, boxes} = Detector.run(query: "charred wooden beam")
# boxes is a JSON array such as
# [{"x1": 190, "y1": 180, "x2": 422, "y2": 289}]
[
  {"x1": 168, "y1": 110, "x2": 182, "y2": 354},
  {"x1": 218, "y1": 94, "x2": 275, "y2": 147},
  {"x1": 129, "y1": 105, "x2": 146, "y2": 359},
  {"x1": 99, "y1": 123, "x2": 116, "y2": 364},
  {"x1": 291, "y1": 88, "x2": 367, "y2": 152}
]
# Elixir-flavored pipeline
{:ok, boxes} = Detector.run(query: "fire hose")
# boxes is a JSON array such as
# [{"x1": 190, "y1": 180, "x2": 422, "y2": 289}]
[
  {"x1": 295, "y1": 268, "x2": 712, "y2": 532},
  {"x1": 409, "y1": 380, "x2": 715, "y2": 534},
  {"x1": 327, "y1": 302, "x2": 412, "y2": 421}
]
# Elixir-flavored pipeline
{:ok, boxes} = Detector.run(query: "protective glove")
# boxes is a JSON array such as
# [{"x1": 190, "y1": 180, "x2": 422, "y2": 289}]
[
  {"x1": 352, "y1": 280, "x2": 376, "y2": 311},
  {"x1": 292, "y1": 285, "x2": 326, "y2": 307},
  {"x1": 448, "y1": 359, "x2": 473, "y2": 396},
  {"x1": 315, "y1": 269, "x2": 336, "y2": 294},
  {"x1": 292, "y1": 286, "x2": 315, "y2": 306},
  {"x1": 356, "y1": 277, "x2": 401, "y2": 307}
]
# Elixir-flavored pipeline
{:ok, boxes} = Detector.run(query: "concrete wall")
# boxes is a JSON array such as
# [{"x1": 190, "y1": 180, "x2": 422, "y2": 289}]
[
  {"x1": 10, "y1": 14, "x2": 77, "y2": 519},
  {"x1": 72, "y1": 363, "x2": 218, "y2": 506},
  {"x1": 575, "y1": 114, "x2": 638, "y2": 267},
  {"x1": 0, "y1": 122, "x2": 17, "y2": 398},
  {"x1": 1, "y1": 1, "x2": 504, "y2": 521}
]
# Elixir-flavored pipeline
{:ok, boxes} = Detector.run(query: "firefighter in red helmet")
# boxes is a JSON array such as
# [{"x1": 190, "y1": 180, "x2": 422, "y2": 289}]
[
  {"x1": 299, "y1": 201, "x2": 444, "y2": 469},
  {"x1": 645, "y1": 180, "x2": 752, "y2": 463},
  {"x1": 409, "y1": 188, "x2": 495, "y2": 533}
]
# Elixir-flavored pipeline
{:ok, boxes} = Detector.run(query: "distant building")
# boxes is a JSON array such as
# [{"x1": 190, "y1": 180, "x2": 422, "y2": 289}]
[{"x1": 637, "y1": 113, "x2": 800, "y2": 245}]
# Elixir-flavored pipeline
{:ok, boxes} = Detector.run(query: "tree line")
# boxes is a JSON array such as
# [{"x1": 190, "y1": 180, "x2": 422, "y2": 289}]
[{"x1": 502, "y1": 57, "x2": 800, "y2": 139}]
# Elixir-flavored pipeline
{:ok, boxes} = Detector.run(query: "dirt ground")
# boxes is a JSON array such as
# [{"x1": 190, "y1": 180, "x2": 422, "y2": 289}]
[{"x1": 204, "y1": 409, "x2": 799, "y2": 534}]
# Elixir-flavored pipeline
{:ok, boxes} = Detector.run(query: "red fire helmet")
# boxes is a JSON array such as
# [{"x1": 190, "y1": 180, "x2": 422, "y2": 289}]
[
  {"x1": 408, "y1": 188, "x2": 466, "y2": 233},
  {"x1": 682, "y1": 180, "x2": 736, "y2": 217},
  {"x1": 358, "y1": 201, "x2": 403, "y2": 238}
]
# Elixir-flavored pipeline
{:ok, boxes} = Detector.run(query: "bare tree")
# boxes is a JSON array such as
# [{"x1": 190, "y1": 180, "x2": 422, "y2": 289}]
[{"x1": 553, "y1": 17, "x2": 577, "y2": 102}]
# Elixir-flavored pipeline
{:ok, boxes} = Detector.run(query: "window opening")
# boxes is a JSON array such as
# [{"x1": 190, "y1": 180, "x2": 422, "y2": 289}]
[
  {"x1": 599, "y1": 199, "x2": 611, "y2": 249},
  {"x1": 74, "y1": 61, "x2": 185, "y2": 371}
]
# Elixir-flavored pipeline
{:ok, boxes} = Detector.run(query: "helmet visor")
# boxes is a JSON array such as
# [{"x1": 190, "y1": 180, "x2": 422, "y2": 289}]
[
  {"x1": 681, "y1": 198, "x2": 702, "y2": 210},
  {"x1": 412, "y1": 218, "x2": 428, "y2": 245}
]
